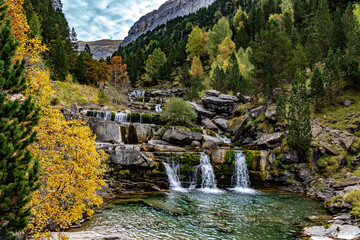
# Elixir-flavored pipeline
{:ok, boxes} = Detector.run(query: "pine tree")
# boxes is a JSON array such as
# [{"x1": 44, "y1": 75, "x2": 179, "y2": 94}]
[
  {"x1": 179, "y1": 64, "x2": 192, "y2": 88},
  {"x1": 226, "y1": 52, "x2": 248, "y2": 94},
  {"x1": 324, "y1": 48, "x2": 341, "y2": 104},
  {"x1": 0, "y1": 2, "x2": 40, "y2": 237},
  {"x1": 276, "y1": 96, "x2": 286, "y2": 122},
  {"x1": 310, "y1": 67, "x2": 325, "y2": 112},
  {"x1": 210, "y1": 65, "x2": 227, "y2": 93},
  {"x1": 84, "y1": 43, "x2": 92, "y2": 55},
  {"x1": 331, "y1": 8, "x2": 346, "y2": 51},
  {"x1": 305, "y1": 32, "x2": 318, "y2": 70},
  {"x1": 287, "y1": 43, "x2": 308, "y2": 79},
  {"x1": 313, "y1": 0, "x2": 333, "y2": 58},
  {"x1": 287, "y1": 71, "x2": 312, "y2": 154},
  {"x1": 186, "y1": 74, "x2": 204, "y2": 100}
]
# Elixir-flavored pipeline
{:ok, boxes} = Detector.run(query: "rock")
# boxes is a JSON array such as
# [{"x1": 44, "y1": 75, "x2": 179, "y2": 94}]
[
  {"x1": 202, "y1": 118, "x2": 219, "y2": 130},
  {"x1": 352, "y1": 155, "x2": 360, "y2": 166},
  {"x1": 82, "y1": 102, "x2": 107, "y2": 111},
  {"x1": 213, "y1": 118, "x2": 229, "y2": 131},
  {"x1": 133, "y1": 123, "x2": 151, "y2": 143},
  {"x1": 142, "y1": 143, "x2": 186, "y2": 152},
  {"x1": 343, "y1": 100, "x2": 353, "y2": 107},
  {"x1": 189, "y1": 102, "x2": 216, "y2": 120},
  {"x1": 333, "y1": 177, "x2": 360, "y2": 190},
  {"x1": 96, "y1": 142, "x2": 115, "y2": 151},
  {"x1": 202, "y1": 140, "x2": 219, "y2": 149},
  {"x1": 242, "y1": 137, "x2": 254, "y2": 145},
  {"x1": 191, "y1": 141, "x2": 201, "y2": 148},
  {"x1": 145, "y1": 88, "x2": 187, "y2": 97},
  {"x1": 249, "y1": 106, "x2": 267, "y2": 119},
  {"x1": 70, "y1": 103, "x2": 79, "y2": 113},
  {"x1": 153, "y1": 127, "x2": 167, "y2": 139},
  {"x1": 236, "y1": 92, "x2": 251, "y2": 103},
  {"x1": 203, "y1": 135, "x2": 224, "y2": 146},
  {"x1": 89, "y1": 120, "x2": 122, "y2": 143},
  {"x1": 202, "y1": 94, "x2": 238, "y2": 113},
  {"x1": 211, "y1": 149, "x2": 227, "y2": 163},
  {"x1": 318, "y1": 141, "x2": 339, "y2": 156},
  {"x1": 148, "y1": 140, "x2": 171, "y2": 145},
  {"x1": 110, "y1": 145, "x2": 155, "y2": 167},
  {"x1": 162, "y1": 129, "x2": 202, "y2": 146},
  {"x1": 205, "y1": 90, "x2": 221, "y2": 97},
  {"x1": 339, "y1": 136, "x2": 355, "y2": 150},
  {"x1": 233, "y1": 113, "x2": 250, "y2": 141},
  {"x1": 280, "y1": 150, "x2": 300, "y2": 164},
  {"x1": 253, "y1": 132, "x2": 285, "y2": 148},
  {"x1": 265, "y1": 108, "x2": 276, "y2": 121},
  {"x1": 312, "y1": 126, "x2": 323, "y2": 138}
]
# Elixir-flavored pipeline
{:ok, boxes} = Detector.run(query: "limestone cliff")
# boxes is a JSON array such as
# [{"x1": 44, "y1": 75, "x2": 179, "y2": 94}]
[
  {"x1": 122, "y1": 0, "x2": 215, "y2": 46},
  {"x1": 78, "y1": 39, "x2": 123, "y2": 60}
]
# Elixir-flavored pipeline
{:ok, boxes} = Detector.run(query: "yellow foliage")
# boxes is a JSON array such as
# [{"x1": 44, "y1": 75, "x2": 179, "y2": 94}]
[
  {"x1": 355, "y1": 3, "x2": 360, "y2": 29},
  {"x1": 217, "y1": 37, "x2": 235, "y2": 62},
  {"x1": 189, "y1": 56, "x2": 204, "y2": 78},
  {"x1": 6, "y1": 1, "x2": 106, "y2": 238}
]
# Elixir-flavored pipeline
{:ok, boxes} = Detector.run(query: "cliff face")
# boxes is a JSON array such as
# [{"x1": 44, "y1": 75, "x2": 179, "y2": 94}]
[
  {"x1": 78, "y1": 39, "x2": 123, "y2": 60},
  {"x1": 122, "y1": 0, "x2": 215, "y2": 46}
]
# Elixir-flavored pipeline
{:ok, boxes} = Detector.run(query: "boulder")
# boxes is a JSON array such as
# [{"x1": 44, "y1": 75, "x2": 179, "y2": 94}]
[
  {"x1": 89, "y1": 120, "x2": 121, "y2": 143},
  {"x1": 303, "y1": 224, "x2": 360, "y2": 240},
  {"x1": 236, "y1": 92, "x2": 251, "y2": 103},
  {"x1": 205, "y1": 90, "x2": 221, "y2": 97},
  {"x1": 233, "y1": 113, "x2": 250, "y2": 141},
  {"x1": 202, "y1": 94, "x2": 238, "y2": 114},
  {"x1": 110, "y1": 145, "x2": 155, "y2": 167},
  {"x1": 202, "y1": 140, "x2": 219, "y2": 149},
  {"x1": 202, "y1": 118, "x2": 218, "y2": 130},
  {"x1": 253, "y1": 132, "x2": 285, "y2": 148},
  {"x1": 203, "y1": 135, "x2": 224, "y2": 146},
  {"x1": 249, "y1": 106, "x2": 267, "y2": 119},
  {"x1": 162, "y1": 129, "x2": 202, "y2": 146},
  {"x1": 319, "y1": 141, "x2": 339, "y2": 156},
  {"x1": 242, "y1": 137, "x2": 254, "y2": 145},
  {"x1": 312, "y1": 126, "x2": 323, "y2": 138},
  {"x1": 333, "y1": 177, "x2": 360, "y2": 190},
  {"x1": 153, "y1": 127, "x2": 167, "y2": 140},
  {"x1": 265, "y1": 108, "x2": 276, "y2": 121},
  {"x1": 211, "y1": 149, "x2": 227, "y2": 164},
  {"x1": 213, "y1": 118, "x2": 229, "y2": 131},
  {"x1": 133, "y1": 123, "x2": 151, "y2": 143},
  {"x1": 189, "y1": 102, "x2": 216, "y2": 120},
  {"x1": 191, "y1": 141, "x2": 201, "y2": 148},
  {"x1": 339, "y1": 136, "x2": 355, "y2": 150},
  {"x1": 142, "y1": 143, "x2": 186, "y2": 152},
  {"x1": 280, "y1": 150, "x2": 300, "y2": 164}
]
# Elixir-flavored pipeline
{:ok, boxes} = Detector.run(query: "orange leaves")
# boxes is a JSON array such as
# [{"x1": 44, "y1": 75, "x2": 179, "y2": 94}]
[{"x1": 109, "y1": 56, "x2": 130, "y2": 92}]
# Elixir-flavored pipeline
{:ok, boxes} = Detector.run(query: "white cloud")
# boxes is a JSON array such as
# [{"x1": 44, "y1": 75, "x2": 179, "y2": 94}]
[{"x1": 62, "y1": 0, "x2": 166, "y2": 41}]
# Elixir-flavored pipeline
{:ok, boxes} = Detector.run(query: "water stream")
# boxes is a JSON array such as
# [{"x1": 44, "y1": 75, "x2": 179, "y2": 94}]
[{"x1": 163, "y1": 160, "x2": 187, "y2": 192}]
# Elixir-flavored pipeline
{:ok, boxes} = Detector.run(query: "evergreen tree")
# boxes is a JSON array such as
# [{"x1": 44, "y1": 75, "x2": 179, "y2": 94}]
[
  {"x1": 179, "y1": 64, "x2": 192, "y2": 88},
  {"x1": 287, "y1": 71, "x2": 312, "y2": 154},
  {"x1": 324, "y1": 48, "x2": 341, "y2": 104},
  {"x1": 210, "y1": 65, "x2": 227, "y2": 93},
  {"x1": 84, "y1": 43, "x2": 92, "y2": 56},
  {"x1": 305, "y1": 32, "x2": 318, "y2": 69},
  {"x1": 70, "y1": 27, "x2": 78, "y2": 51},
  {"x1": 313, "y1": 0, "x2": 333, "y2": 58},
  {"x1": 49, "y1": 39, "x2": 69, "y2": 80},
  {"x1": 331, "y1": 7, "x2": 346, "y2": 51},
  {"x1": 0, "y1": 3, "x2": 40, "y2": 237},
  {"x1": 276, "y1": 96, "x2": 286, "y2": 122},
  {"x1": 287, "y1": 43, "x2": 308, "y2": 79},
  {"x1": 226, "y1": 52, "x2": 248, "y2": 94},
  {"x1": 310, "y1": 67, "x2": 325, "y2": 112},
  {"x1": 186, "y1": 74, "x2": 204, "y2": 100}
]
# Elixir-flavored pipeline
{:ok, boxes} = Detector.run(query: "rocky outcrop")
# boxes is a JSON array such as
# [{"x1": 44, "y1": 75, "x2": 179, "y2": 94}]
[
  {"x1": 145, "y1": 88, "x2": 187, "y2": 98},
  {"x1": 78, "y1": 40, "x2": 123, "y2": 60},
  {"x1": 202, "y1": 93, "x2": 239, "y2": 114},
  {"x1": 122, "y1": 0, "x2": 216, "y2": 45},
  {"x1": 162, "y1": 129, "x2": 203, "y2": 146}
]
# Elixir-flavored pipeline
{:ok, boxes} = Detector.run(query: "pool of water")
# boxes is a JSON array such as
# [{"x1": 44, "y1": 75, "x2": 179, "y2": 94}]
[{"x1": 69, "y1": 189, "x2": 329, "y2": 239}]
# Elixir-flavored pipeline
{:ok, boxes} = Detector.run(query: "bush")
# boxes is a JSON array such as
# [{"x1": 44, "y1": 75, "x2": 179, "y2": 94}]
[{"x1": 161, "y1": 98, "x2": 197, "y2": 125}]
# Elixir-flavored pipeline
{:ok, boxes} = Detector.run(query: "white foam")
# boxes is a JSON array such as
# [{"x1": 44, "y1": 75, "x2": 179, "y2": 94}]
[
  {"x1": 230, "y1": 187, "x2": 258, "y2": 195},
  {"x1": 199, "y1": 187, "x2": 225, "y2": 194}
]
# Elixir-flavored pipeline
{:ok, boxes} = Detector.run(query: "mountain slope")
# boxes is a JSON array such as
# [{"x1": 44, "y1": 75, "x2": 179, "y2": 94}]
[
  {"x1": 78, "y1": 39, "x2": 123, "y2": 60},
  {"x1": 122, "y1": 0, "x2": 216, "y2": 46}
]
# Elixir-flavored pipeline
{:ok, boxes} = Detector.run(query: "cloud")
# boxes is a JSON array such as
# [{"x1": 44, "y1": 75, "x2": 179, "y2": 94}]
[{"x1": 62, "y1": 0, "x2": 166, "y2": 41}]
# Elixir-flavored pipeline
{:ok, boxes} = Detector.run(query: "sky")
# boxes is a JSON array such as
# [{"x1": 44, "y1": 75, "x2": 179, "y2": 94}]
[{"x1": 62, "y1": 0, "x2": 166, "y2": 41}]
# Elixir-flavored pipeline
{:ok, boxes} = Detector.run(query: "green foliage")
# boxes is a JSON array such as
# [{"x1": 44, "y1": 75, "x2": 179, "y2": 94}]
[
  {"x1": 287, "y1": 44, "x2": 308, "y2": 80},
  {"x1": 314, "y1": 0, "x2": 333, "y2": 58},
  {"x1": 324, "y1": 48, "x2": 341, "y2": 104},
  {"x1": 206, "y1": 17, "x2": 232, "y2": 63},
  {"x1": 287, "y1": 71, "x2": 312, "y2": 153},
  {"x1": 0, "y1": 4, "x2": 40, "y2": 236},
  {"x1": 144, "y1": 48, "x2": 167, "y2": 85},
  {"x1": 179, "y1": 64, "x2": 192, "y2": 87},
  {"x1": 210, "y1": 65, "x2": 227, "y2": 93},
  {"x1": 225, "y1": 52, "x2": 250, "y2": 94},
  {"x1": 186, "y1": 26, "x2": 204, "y2": 59},
  {"x1": 276, "y1": 96, "x2": 286, "y2": 122},
  {"x1": 310, "y1": 67, "x2": 325, "y2": 112},
  {"x1": 186, "y1": 74, "x2": 204, "y2": 100},
  {"x1": 161, "y1": 98, "x2": 197, "y2": 125},
  {"x1": 250, "y1": 21, "x2": 292, "y2": 103}
]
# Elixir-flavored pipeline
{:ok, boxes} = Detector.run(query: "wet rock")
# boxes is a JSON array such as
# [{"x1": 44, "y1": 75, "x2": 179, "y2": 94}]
[
  {"x1": 202, "y1": 118, "x2": 218, "y2": 130},
  {"x1": 213, "y1": 118, "x2": 229, "y2": 131},
  {"x1": 319, "y1": 141, "x2": 339, "y2": 156},
  {"x1": 203, "y1": 135, "x2": 224, "y2": 146},
  {"x1": 202, "y1": 140, "x2": 219, "y2": 149},
  {"x1": 249, "y1": 106, "x2": 267, "y2": 119},
  {"x1": 253, "y1": 132, "x2": 285, "y2": 148},
  {"x1": 212, "y1": 149, "x2": 227, "y2": 163},
  {"x1": 236, "y1": 92, "x2": 251, "y2": 103},
  {"x1": 162, "y1": 129, "x2": 202, "y2": 146}
]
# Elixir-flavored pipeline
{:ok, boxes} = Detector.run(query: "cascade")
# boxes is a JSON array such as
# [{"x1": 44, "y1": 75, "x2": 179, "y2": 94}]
[
  {"x1": 199, "y1": 153, "x2": 221, "y2": 193},
  {"x1": 104, "y1": 111, "x2": 112, "y2": 121},
  {"x1": 155, "y1": 104, "x2": 162, "y2": 112},
  {"x1": 232, "y1": 151, "x2": 256, "y2": 194},
  {"x1": 215, "y1": 133, "x2": 232, "y2": 144},
  {"x1": 114, "y1": 112, "x2": 129, "y2": 123},
  {"x1": 163, "y1": 159, "x2": 187, "y2": 192},
  {"x1": 189, "y1": 166, "x2": 200, "y2": 190}
]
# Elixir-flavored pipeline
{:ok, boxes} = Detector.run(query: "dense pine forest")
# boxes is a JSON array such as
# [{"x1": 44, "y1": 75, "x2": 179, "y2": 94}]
[{"x1": 1, "y1": 0, "x2": 360, "y2": 238}]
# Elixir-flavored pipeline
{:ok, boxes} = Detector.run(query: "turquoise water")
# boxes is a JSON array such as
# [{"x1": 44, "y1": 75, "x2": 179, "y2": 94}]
[{"x1": 71, "y1": 189, "x2": 329, "y2": 239}]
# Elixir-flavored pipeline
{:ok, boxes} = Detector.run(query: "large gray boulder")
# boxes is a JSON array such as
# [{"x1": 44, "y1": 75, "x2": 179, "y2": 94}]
[
  {"x1": 189, "y1": 102, "x2": 215, "y2": 120},
  {"x1": 249, "y1": 106, "x2": 267, "y2": 119},
  {"x1": 205, "y1": 90, "x2": 221, "y2": 97},
  {"x1": 233, "y1": 113, "x2": 250, "y2": 141},
  {"x1": 236, "y1": 92, "x2": 251, "y2": 103},
  {"x1": 202, "y1": 118, "x2": 218, "y2": 130},
  {"x1": 89, "y1": 120, "x2": 121, "y2": 143},
  {"x1": 202, "y1": 93, "x2": 239, "y2": 114},
  {"x1": 162, "y1": 129, "x2": 202, "y2": 146},
  {"x1": 203, "y1": 135, "x2": 224, "y2": 146},
  {"x1": 110, "y1": 145, "x2": 154, "y2": 167},
  {"x1": 133, "y1": 123, "x2": 151, "y2": 143},
  {"x1": 319, "y1": 141, "x2": 339, "y2": 156},
  {"x1": 213, "y1": 118, "x2": 229, "y2": 131},
  {"x1": 253, "y1": 132, "x2": 285, "y2": 148}
]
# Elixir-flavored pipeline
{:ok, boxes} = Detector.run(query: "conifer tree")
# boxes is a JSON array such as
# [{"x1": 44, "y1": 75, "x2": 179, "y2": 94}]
[
  {"x1": 226, "y1": 52, "x2": 248, "y2": 94},
  {"x1": 324, "y1": 48, "x2": 341, "y2": 104},
  {"x1": 313, "y1": 0, "x2": 332, "y2": 57},
  {"x1": 186, "y1": 74, "x2": 204, "y2": 100},
  {"x1": 0, "y1": 2, "x2": 40, "y2": 237},
  {"x1": 287, "y1": 71, "x2": 312, "y2": 154},
  {"x1": 310, "y1": 67, "x2": 325, "y2": 112},
  {"x1": 276, "y1": 96, "x2": 286, "y2": 122},
  {"x1": 211, "y1": 65, "x2": 227, "y2": 93},
  {"x1": 332, "y1": 7, "x2": 346, "y2": 51}
]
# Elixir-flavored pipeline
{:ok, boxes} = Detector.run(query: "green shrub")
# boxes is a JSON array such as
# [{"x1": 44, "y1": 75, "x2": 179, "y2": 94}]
[{"x1": 161, "y1": 98, "x2": 197, "y2": 125}]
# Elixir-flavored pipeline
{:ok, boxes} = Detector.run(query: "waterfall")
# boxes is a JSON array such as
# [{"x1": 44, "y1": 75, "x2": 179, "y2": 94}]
[
  {"x1": 199, "y1": 153, "x2": 222, "y2": 193},
  {"x1": 155, "y1": 104, "x2": 162, "y2": 112},
  {"x1": 163, "y1": 160, "x2": 187, "y2": 192},
  {"x1": 114, "y1": 112, "x2": 129, "y2": 123},
  {"x1": 215, "y1": 133, "x2": 232, "y2": 144},
  {"x1": 104, "y1": 111, "x2": 112, "y2": 121},
  {"x1": 189, "y1": 166, "x2": 200, "y2": 190},
  {"x1": 232, "y1": 151, "x2": 256, "y2": 194}
]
